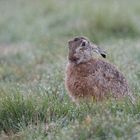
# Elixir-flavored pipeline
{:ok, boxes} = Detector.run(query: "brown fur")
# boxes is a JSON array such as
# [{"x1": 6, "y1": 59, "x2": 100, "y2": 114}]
[{"x1": 65, "y1": 36, "x2": 134, "y2": 103}]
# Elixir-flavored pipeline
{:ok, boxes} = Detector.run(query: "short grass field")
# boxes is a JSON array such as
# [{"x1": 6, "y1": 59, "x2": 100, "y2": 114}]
[{"x1": 0, "y1": 0, "x2": 140, "y2": 139}]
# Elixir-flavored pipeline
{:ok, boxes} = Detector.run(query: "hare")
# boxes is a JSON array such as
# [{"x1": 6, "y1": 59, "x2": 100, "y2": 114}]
[{"x1": 65, "y1": 36, "x2": 135, "y2": 103}]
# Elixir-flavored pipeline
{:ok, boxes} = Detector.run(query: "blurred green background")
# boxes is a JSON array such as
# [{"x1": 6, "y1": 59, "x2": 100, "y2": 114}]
[{"x1": 0, "y1": 0, "x2": 140, "y2": 139}]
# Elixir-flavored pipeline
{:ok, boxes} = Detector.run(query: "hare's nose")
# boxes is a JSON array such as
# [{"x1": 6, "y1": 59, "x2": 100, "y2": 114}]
[{"x1": 68, "y1": 40, "x2": 73, "y2": 46}]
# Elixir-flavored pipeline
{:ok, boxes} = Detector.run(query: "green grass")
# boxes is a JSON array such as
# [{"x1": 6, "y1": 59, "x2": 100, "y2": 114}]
[{"x1": 0, "y1": 0, "x2": 140, "y2": 139}]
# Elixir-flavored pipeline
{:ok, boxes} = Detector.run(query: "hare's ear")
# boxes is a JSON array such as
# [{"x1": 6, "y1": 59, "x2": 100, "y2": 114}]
[
  {"x1": 98, "y1": 47, "x2": 106, "y2": 58},
  {"x1": 90, "y1": 43, "x2": 107, "y2": 58}
]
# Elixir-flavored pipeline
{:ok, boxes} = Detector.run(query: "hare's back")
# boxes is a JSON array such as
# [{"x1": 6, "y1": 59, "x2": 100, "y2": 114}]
[
  {"x1": 92, "y1": 59, "x2": 130, "y2": 95},
  {"x1": 94, "y1": 59, "x2": 127, "y2": 84}
]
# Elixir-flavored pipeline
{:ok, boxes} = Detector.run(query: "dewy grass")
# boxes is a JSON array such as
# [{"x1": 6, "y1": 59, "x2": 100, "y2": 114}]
[
  {"x1": 0, "y1": 0, "x2": 140, "y2": 43},
  {"x1": 0, "y1": 0, "x2": 140, "y2": 139}
]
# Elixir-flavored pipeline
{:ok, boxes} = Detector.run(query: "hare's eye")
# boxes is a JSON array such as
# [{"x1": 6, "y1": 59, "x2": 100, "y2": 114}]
[{"x1": 81, "y1": 41, "x2": 86, "y2": 46}]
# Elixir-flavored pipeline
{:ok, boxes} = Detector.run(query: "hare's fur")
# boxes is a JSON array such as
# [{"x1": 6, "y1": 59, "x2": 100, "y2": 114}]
[{"x1": 65, "y1": 37, "x2": 134, "y2": 102}]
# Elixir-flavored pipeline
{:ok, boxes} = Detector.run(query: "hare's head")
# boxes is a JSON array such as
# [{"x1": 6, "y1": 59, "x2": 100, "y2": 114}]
[{"x1": 68, "y1": 36, "x2": 106, "y2": 64}]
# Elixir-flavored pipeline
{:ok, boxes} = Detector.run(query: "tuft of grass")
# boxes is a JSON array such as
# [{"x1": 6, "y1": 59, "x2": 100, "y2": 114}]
[{"x1": 1, "y1": 97, "x2": 140, "y2": 139}]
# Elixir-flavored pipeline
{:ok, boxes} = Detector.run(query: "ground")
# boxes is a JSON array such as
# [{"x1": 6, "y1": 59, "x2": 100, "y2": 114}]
[{"x1": 0, "y1": 0, "x2": 140, "y2": 139}]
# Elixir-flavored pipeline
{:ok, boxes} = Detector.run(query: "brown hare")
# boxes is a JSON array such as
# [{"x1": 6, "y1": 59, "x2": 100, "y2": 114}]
[{"x1": 65, "y1": 36, "x2": 135, "y2": 103}]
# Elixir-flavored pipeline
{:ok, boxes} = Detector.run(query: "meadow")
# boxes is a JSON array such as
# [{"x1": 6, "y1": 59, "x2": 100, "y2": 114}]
[{"x1": 0, "y1": 0, "x2": 140, "y2": 139}]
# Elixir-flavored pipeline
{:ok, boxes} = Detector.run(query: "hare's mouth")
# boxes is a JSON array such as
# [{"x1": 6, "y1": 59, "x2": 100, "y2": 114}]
[{"x1": 69, "y1": 56, "x2": 80, "y2": 64}]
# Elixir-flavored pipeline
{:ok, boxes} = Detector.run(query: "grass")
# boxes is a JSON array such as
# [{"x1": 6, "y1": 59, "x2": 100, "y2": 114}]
[{"x1": 0, "y1": 0, "x2": 140, "y2": 139}]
